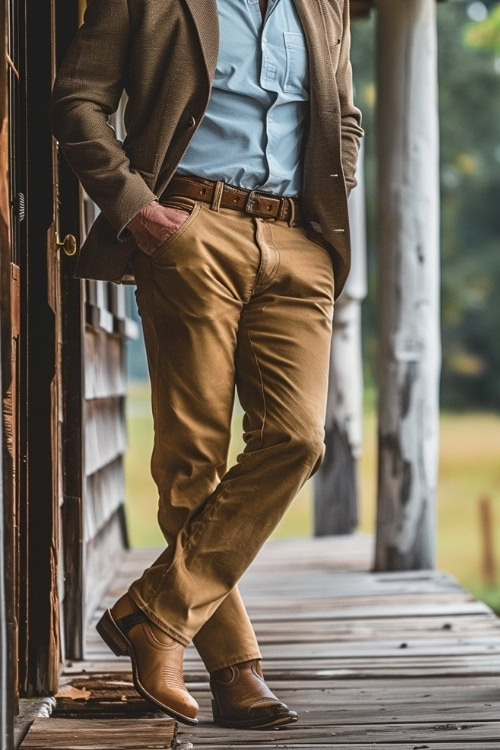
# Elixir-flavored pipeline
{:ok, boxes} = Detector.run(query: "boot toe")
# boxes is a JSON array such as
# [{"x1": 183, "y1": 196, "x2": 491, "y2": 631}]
[
  {"x1": 249, "y1": 699, "x2": 298, "y2": 722},
  {"x1": 141, "y1": 682, "x2": 199, "y2": 722},
  {"x1": 170, "y1": 688, "x2": 199, "y2": 720}
]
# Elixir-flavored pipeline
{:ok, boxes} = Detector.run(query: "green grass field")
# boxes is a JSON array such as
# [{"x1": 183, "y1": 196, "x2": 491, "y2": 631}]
[{"x1": 124, "y1": 381, "x2": 500, "y2": 611}]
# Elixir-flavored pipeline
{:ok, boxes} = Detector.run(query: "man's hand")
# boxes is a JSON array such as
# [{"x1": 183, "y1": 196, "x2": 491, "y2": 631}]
[{"x1": 128, "y1": 200, "x2": 190, "y2": 256}]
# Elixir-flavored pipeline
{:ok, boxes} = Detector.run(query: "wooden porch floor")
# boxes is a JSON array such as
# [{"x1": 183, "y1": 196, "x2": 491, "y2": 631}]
[{"x1": 22, "y1": 535, "x2": 500, "y2": 749}]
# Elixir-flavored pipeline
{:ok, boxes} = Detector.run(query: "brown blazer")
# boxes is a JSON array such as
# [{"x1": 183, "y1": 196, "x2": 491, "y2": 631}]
[{"x1": 50, "y1": 0, "x2": 363, "y2": 300}]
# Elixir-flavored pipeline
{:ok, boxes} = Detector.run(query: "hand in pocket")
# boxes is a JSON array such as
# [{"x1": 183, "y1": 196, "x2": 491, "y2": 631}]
[{"x1": 128, "y1": 200, "x2": 190, "y2": 256}]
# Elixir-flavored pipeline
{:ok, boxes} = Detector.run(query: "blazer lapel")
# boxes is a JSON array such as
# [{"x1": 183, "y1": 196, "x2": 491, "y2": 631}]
[{"x1": 184, "y1": 0, "x2": 220, "y2": 82}]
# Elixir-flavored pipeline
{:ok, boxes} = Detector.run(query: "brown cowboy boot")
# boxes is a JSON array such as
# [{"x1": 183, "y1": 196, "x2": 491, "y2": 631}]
[
  {"x1": 210, "y1": 658, "x2": 298, "y2": 729},
  {"x1": 96, "y1": 592, "x2": 199, "y2": 725}
]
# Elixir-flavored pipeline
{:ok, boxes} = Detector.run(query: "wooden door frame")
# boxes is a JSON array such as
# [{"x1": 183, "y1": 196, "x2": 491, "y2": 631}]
[
  {"x1": 20, "y1": 0, "x2": 60, "y2": 695},
  {"x1": 1, "y1": 0, "x2": 14, "y2": 740},
  {"x1": 53, "y1": 0, "x2": 85, "y2": 662},
  {"x1": 0, "y1": 403, "x2": 8, "y2": 750},
  {"x1": 1, "y1": 0, "x2": 135, "y2": 700},
  {"x1": 1, "y1": 0, "x2": 23, "y2": 735}
]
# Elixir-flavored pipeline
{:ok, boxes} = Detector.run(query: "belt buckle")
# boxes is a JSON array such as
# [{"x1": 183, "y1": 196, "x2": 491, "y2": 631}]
[
  {"x1": 246, "y1": 190, "x2": 281, "y2": 218},
  {"x1": 246, "y1": 190, "x2": 262, "y2": 216}
]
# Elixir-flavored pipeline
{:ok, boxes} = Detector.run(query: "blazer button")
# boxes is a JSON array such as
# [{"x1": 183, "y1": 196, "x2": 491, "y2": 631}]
[{"x1": 186, "y1": 115, "x2": 196, "y2": 129}]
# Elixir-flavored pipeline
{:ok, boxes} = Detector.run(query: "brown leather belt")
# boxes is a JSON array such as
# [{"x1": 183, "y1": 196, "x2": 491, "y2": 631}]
[{"x1": 161, "y1": 174, "x2": 302, "y2": 224}]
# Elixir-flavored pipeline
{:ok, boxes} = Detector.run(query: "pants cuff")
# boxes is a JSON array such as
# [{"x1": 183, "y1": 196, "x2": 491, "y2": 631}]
[
  {"x1": 127, "y1": 586, "x2": 191, "y2": 647},
  {"x1": 205, "y1": 651, "x2": 263, "y2": 673}
]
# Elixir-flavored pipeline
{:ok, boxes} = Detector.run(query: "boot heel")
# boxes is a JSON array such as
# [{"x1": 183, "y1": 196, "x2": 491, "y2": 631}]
[
  {"x1": 211, "y1": 698, "x2": 221, "y2": 722},
  {"x1": 96, "y1": 609, "x2": 129, "y2": 656}
]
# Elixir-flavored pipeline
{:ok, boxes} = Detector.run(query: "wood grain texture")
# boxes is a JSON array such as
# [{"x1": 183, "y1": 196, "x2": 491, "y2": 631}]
[
  {"x1": 375, "y1": 0, "x2": 441, "y2": 570},
  {"x1": 178, "y1": 537, "x2": 500, "y2": 744},
  {"x1": 25, "y1": 537, "x2": 500, "y2": 747},
  {"x1": 315, "y1": 139, "x2": 368, "y2": 536},
  {"x1": 20, "y1": 718, "x2": 176, "y2": 749}
]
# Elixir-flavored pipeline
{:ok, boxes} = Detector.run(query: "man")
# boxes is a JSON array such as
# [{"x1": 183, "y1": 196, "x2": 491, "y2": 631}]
[{"x1": 50, "y1": 0, "x2": 363, "y2": 731}]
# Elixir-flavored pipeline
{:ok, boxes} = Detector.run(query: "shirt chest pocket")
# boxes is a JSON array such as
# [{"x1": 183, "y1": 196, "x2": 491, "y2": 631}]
[{"x1": 283, "y1": 31, "x2": 309, "y2": 98}]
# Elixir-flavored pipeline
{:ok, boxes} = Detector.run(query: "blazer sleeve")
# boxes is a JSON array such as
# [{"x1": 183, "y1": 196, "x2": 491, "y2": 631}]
[
  {"x1": 336, "y1": 0, "x2": 364, "y2": 196},
  {"x1": 49, "y1": 0, "x2": 156, "y2": 241}
]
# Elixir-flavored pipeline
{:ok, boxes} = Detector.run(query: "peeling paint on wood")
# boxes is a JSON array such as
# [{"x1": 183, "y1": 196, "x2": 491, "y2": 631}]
[
  {"x1": 315, "y1": 141, "x2": 367, "y2": 535},
  {"x1": 375, "y1": 0, "x2": 441, "y2": 571}
]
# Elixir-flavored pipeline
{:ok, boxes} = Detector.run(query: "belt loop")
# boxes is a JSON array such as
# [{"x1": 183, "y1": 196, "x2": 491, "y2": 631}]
[
  {"x1": 287, "y1": 198, "x2": 296, "y2": 228},
  {"x1": 211, "y1": 180, "x2": 225, "y2": 212}
]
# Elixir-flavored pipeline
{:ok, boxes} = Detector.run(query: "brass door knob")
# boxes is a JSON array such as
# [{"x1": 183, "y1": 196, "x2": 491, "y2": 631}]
[{"x1": 56, "y1": 233, "x2": 78, "y2": 256}]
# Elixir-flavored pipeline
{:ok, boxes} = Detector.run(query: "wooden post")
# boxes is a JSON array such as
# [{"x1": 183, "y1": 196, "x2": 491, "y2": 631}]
[
  {"x1": 0, "y1": 0, "x2": 10, "y2": 740},
  {"x1": 1, "y1": 0, "x2": 16, "y2": 742},
  {"x1": 374, "y1": 0, "x2": 441, "y2": 570},
  {"x1": 478, "y1": 496, "x2": 496, "y2": 586},
  {"x1": 315, "y1": 139, "x2": 367, "y2": 535}
]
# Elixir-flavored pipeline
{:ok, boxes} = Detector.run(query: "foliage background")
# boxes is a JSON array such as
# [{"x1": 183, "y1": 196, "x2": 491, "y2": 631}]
[{"x1": 350, "y1": 0, "x2": 500, "y2": 408}]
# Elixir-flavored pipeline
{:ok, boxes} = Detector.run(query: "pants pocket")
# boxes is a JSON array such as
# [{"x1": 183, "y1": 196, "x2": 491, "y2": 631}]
[{"x1": 150, "y1": 200, "x2": 203, "y2": 261}]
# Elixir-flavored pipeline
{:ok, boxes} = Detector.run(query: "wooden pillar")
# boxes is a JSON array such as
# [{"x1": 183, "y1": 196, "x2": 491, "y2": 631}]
[
  {"x1": 0, "y1": 0, "x2": 9, "y2": 738},
  {"x1": 0, "y1": 363, "x2": 7, "y2": 750},
  {"x1": 1, "y1": 0, "x2": 16, "y2": 742},
  {"x1": 374, "y1": 0, "x2": 441, "y2": 570},
  {"x1": 315, "y1": 139, "x2": 367, "y2": 535}
]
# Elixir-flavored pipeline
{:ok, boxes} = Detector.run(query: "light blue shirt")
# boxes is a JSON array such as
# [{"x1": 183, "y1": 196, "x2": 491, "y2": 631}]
[{"x1": 177, "y1": 0, "x2": 309, "y2": 197}]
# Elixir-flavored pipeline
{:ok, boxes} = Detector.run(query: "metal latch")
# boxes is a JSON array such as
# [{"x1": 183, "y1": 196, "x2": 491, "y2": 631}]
[{"x1": 56, "y1": 234, "x2": 78, "y2": 256}]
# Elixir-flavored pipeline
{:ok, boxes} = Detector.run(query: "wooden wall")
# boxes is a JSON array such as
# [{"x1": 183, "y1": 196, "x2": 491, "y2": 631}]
[
  {"x1": 77, "y1": 94, "x2": 138, "y2": 641},
  {"x1": 82, "y1": 316, "x2": 128, "y2": 629},
  {"x1": 1, "y1": 0, "x2": 15, "y2": 744},
  {"x1": 0, "y1": 0, "x2": 139, "y2": 698}
]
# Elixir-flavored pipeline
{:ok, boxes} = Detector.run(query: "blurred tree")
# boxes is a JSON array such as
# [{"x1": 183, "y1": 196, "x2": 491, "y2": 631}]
[
  {"x1": 466, "y1": 4, "x2": 500, "y2": 52},
  {"x1": 351, "y1": 1, "x2": 500, "y2": 410}
]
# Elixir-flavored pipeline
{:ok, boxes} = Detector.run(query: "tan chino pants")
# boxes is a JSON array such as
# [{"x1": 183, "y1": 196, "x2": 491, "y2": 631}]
[{"x1": 128, "y1": 198, "x2": 335, "y2": 672}]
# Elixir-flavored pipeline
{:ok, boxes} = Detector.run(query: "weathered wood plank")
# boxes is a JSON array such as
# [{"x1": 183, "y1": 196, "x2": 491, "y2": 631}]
[
  {"x1": 221, "y1": 637, "x2": 500, "y2": 659},
  {"x1": 59, "y1": 672, "x2": 500, "y2": 692},
  {"x1": 64, "y1": 655, "x2": 500, "y2": 680},
  {"x1": 84, "y1": 399, "x2": 126, "y2": 480},
  {"x1": 84, "y1": 331, "x2": 126, "y2": 401},
  {"x1": 235, "y1": 602, "x2": 491, "y2": 621},
  {"x1": 20, "y1": 718, "x2": 176, "y2": 749},
  {"x1": 54, "y1": 538, "x2": 500, "y2": 749},
  {"x1": 177, "y1": 720, "x2": 500, "y2": 745},
  {"x1": 188, "y1": 746, "x2": 500, "y2": 750},
  {"x1": 57, "y1": 670, "x2": 500, "y2": 729},
  {"x1": 84, "y1": 516, "x2": 126, "y2": 639},
  {"x1": 116, "y1": 536, "x2": 374, "y2": 573},
  {"x1": 85, "y1": 614, "x2": 500, "y2": 651},
  {"x1": 239, "y1": 615, "x2": 500, "y2": 641},
  {"x1": 85, "y1": 458, "x2": 125, "y2": 542},
  {"x1": 239, "y1": 591, "x2": 482, "y2": 607},
  {"x1": 85, "y1": 638, "x2": 500, "y2": 663}
]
